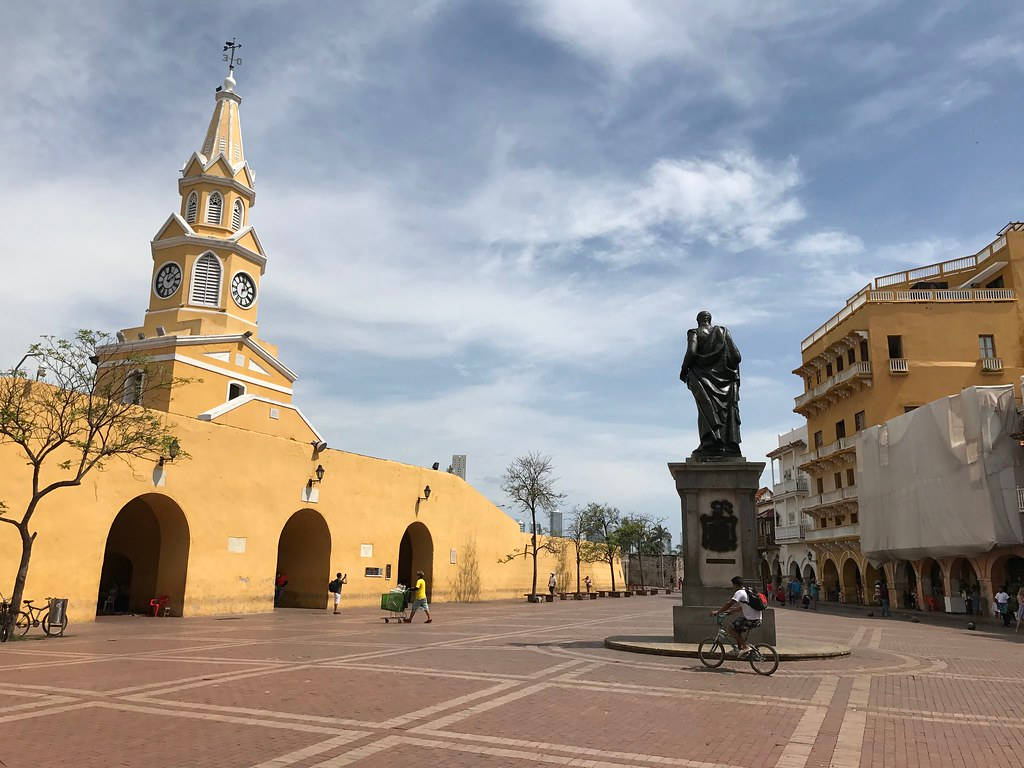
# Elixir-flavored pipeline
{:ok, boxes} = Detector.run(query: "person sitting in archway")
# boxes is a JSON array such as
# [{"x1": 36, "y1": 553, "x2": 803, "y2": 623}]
[
  {"x1": 406, "y1": 570, "x2": 432, "y2": 624},
  {"x1": 274, "y1": 572, "x2": 288, "y2": 605}
]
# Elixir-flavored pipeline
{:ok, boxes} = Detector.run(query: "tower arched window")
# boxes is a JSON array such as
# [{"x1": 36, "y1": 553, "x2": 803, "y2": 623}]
[
  {"x1": 185, "y1": 191, "x2": 198, "y2": 224},
  {"x1": 122, "y1": 370, "x2": 145, "y2": 405},
  {"x1": 205, "y1": 191, "x2": 223, "y2": 225},
  {"x1": 231, "y1": 199, "x2": 244, "y2": 231},
  {"x1": 189, "y1": 253, "x2": 222, "y2": 306}
]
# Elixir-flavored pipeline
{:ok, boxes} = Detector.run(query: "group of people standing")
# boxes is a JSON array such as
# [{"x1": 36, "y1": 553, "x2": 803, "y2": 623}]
[{"x1": 767, "y1": 579, "x2": 818, "y2": 610}]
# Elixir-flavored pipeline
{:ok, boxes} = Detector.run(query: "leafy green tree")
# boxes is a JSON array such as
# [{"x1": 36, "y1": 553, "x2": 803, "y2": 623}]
[
  {"x1": 500, "y1": 452, "x2": 566, "y2": 597},
  {"x1": 580, "y1": 502, "x2": 623, "y2": 591},
  {"x1": 0, "y1": 331, "x2": 185, "y2": 628}
]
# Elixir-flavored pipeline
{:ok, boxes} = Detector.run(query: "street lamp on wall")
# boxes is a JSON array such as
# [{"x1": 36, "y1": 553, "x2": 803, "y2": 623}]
[
  {"x1": 419, "y1": 485, "x2": 431, "y2": 502},
  {"x1": 158, "y1": 439, "x2": 180, "y2": 467},
  {"x1": 307, "y1": 464, "x2": 326, "y2": 490}
]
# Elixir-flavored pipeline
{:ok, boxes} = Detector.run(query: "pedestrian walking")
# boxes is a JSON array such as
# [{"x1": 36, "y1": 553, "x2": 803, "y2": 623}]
[
  {"x1": 406, "y1": 570, "x2": 432, "y2": 623},
  {"x1": 328, "y1": 572, "x2": 347, "y2": 614},
  {"x1": 584, "y1": 575, "x2": 592, "y2": 594},
  {"x1": 548, "y1": 572, "x2": 557, "y2": 597},
  {"x1": 274, "y1": 572, "x2": 288, "y2": 605},
  {"x1": 788, "y1": 580, "x2": 800, "y2": 606},
  {"x1": 878, "y1": 581, "x2": 891, "y2": 617},
  {"x1": 775, "y1": 584, "x2": 785, "y2": 605},
  {"x1": 995, "y1": 586, "x2": 1011, "y2": 627},
  {"x1": 810, "y1": 581, "x2": 819, "y2": 610}
]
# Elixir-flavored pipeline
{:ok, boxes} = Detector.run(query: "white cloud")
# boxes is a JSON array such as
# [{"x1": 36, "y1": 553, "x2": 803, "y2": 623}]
[{"x1": 792, "y1": 231, "x2": 865, "y2": 258}]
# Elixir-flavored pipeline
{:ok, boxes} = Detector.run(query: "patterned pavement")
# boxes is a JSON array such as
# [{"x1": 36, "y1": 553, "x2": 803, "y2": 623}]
[{"x1": 1, "y1": 595, "x2": 1022, "y2": 767}]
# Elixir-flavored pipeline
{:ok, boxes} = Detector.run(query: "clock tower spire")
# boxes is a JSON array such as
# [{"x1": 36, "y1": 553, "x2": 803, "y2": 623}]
[{"x1": 110, "y1": 46, "x2": 305, "y2": 431}]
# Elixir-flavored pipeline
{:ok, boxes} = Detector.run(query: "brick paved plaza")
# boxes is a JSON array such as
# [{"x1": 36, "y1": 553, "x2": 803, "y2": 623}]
[{"x1": 2, "y1": 596, "x2": 1023, "y2": 768}]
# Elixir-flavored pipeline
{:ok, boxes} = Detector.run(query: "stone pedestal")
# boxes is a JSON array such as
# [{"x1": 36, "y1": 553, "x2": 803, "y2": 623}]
[{"x1": 669, "y1": 458, "x2": 776, "y2": 644}]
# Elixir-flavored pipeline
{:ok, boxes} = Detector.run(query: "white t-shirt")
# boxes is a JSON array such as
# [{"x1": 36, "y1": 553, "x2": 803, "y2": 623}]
[
  {"x1": 733, "y1": 589, "x2": 762, "y2": 620},
  {"x1": 995, "y1": 591, "x2": 1009, "y2": 604}
]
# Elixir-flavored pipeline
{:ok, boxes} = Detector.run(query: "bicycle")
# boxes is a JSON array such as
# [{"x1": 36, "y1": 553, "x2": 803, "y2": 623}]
[
  {"x1": 698, "y1": 613, "x2": 779, "y2": 676},
  {"x1": 15, "y1": 597, "x2": 68, "y2": 637}
]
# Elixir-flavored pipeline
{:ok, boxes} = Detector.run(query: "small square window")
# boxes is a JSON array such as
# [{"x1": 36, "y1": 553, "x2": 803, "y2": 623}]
[
  {"x1": 854, "y1": 410, "x2": 866, "y2": 431},
  {"x1": 887, "y1": 335, "x2": 903, "y2": 359},
  {"x1": 979, "y1": 334, "x2": 996, "y2": 359}
]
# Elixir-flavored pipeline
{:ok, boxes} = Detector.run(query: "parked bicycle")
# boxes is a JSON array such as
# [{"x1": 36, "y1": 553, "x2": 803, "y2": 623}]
[
  {"x1": 698, "y1": 613, "x2": 778, "y2": 675},
  {"x1": 15, "y1": 597, "x2": 68, "y2": 637}
]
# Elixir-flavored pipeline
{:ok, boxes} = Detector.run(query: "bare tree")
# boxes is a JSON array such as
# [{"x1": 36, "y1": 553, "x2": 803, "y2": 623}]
[
  {"x1": 580, "y1": 502, "x2": 623, "y2": 592},
  {"x1": 0, "y1": 331, "x2": 185, "y2": 628},
  {"x1": 500, "y1": 452, "x2": 566, "y2": 597}
]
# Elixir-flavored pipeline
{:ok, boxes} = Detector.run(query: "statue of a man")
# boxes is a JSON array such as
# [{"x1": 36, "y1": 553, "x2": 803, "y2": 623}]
[{"x1": 679, "y1": 311, "x2": 742, "y2": 458}]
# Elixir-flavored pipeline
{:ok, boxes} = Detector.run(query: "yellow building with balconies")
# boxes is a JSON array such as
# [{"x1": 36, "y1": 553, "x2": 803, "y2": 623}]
[{"x1": 792, "y1": 225, "x2": 1024, "y2": 606}]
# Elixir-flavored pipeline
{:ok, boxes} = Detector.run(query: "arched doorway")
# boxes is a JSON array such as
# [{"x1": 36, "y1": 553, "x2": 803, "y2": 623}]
[
  {"x1": 276, "y1": 509, "x2": 331, "y2": 609},
  {"x1": 398, "y1": 522, "x2": 434, "y2": 600},
  {"x1": 789, "y1": 561, "x2": 801, "y2": 583},
  {"x1": 841, "y1": 559, "x2": 862, "y2": 604},
  {"x1": 97, "y1": 494, "x2": 190, "y2": 616},
  {"x1": 894, "y1": 561, "x2": 917, "y2": 609},
  {"x1": 822, "y1": 559, "x2": 840, "y2": 602},
  {"x1": 949, "y1": 558, "x2": 980, "y2": 614},
  {"x1": 991, "y1": 554, "x2": 1024, "y2": 598},
  {"x1": 803, "y1": 563, "x2": 816, "y2": 584},
  {"x1": 919, "y1": 558, "x2": 943, "y2": 610}
]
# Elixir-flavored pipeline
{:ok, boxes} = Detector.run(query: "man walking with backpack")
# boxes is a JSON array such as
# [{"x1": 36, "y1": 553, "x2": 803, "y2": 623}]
[
  {"x1": 710, "y1": 576, "x2": 765, "y2": 656},
  {"x1": 328, "y1": 572, "x2": 347, "y2": 614}
]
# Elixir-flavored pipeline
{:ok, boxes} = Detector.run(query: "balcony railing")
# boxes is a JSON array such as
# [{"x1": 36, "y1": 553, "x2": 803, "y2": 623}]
[
  {"x1": 804, "y1": 523, "x2": 860, "y2": 542},
  {"x1": 794, "y1": 361, "x2": 872, "y2": 410},
  {"x1": 772, "y1": 477, "x2": 809, "y2": 495},
  {"x1": 873, "y1": 234, "x2": 1007, "y2": 289},
  {"x1": 774, "y1": 522, "x2": 810, "y2": 542},
  {"x1": 801, "y1": 287, "x2": 1016, "y2": 352},
  {"x1": 804, "y1": 487, "x2": 858, "y2": 510},
  {"x1": 889, "y1": 358, "x2": 909, "y2": 375},
  {"x1": 981, "y1": 357, "x2": 1004, "y2": 372}
]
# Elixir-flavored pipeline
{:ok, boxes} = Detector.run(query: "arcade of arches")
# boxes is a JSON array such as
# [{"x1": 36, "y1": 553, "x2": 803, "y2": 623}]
[{"x1": 763, "y1": 546, "x2": 1024, "y2": 614}]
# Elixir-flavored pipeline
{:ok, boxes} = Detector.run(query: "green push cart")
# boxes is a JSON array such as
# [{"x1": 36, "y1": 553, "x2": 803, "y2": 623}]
[{"x1": 381, "y1": 588, "x2": 409, "y2": 624}]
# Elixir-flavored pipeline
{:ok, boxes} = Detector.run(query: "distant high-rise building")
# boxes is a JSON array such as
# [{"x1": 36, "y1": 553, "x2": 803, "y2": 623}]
[
  {"x1": 517, "y1": 520, "x2": 526, "y2": 533},
  {"x1": 450, "y1": 454, "x2": 466, "y2": 480},
  {"x1": 549, "y1": 509, "x2": 563, "y2": 537}
]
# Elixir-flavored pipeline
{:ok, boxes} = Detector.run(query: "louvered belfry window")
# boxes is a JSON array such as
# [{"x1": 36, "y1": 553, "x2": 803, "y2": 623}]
[
  {"x1": 185, "y1": 191, "x2": 198, "y2": 224},
  {"x1": 190, "y1": 253, "x2": 221, "y2": 306},
  {"x1": 232, "y1": 199, "x2": 244, "y2": 231},
  {"x1": 206, "y1": 191, "x2": 223, "y2": 225}
]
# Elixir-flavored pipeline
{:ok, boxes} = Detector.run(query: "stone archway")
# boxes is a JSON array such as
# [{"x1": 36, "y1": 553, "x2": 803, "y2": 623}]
[
  {"x1": 789, "y1": 561, "x2": 801, "y2": 583},
  {"x1": 841, "y1": 558, "x2": 862, "y2": 604},
  {"x1": 276, "y1": 509, "x2": 331, "y2": 609},
  {"x1": 918, "y1": 558, "x2": 943, "y2": 610},
  {"x1": 398, "y1": 522, "x2": 434, "y2": 600},
  {"x1": 893, "y1": 561, "x2": 917, "y2": 609},
  {"x1": 949, "y1": 558, "x2": 980, "y2": 614},
  {"x1": 803, "y1": 563, "x2": 816, "y2": 583},
  {"x1": 990, "y1": 553, "x2": 1024, "y2": 598},
  {"x1": 821, "y1": 558, "x2": 840, "y2": 601},
  {"x1": 97, "y1": 494, "x2": 190, "y2": 616}
]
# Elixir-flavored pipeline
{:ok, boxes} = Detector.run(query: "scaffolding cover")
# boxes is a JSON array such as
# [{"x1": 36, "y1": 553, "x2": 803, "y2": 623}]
[{"x1": 858, "y1": 385, "x2": 1024, "y2": 563}]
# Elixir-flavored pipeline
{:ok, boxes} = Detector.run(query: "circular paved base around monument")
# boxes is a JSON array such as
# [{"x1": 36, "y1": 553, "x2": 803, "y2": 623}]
[{"x1": 604, "y1": 635, "x2": 851, "y2": 660}]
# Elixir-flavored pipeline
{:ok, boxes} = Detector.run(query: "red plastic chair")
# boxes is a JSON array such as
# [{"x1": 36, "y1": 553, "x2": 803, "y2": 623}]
[{"x1": 149, "y1": 595, "x2": 170, "y2": 617}]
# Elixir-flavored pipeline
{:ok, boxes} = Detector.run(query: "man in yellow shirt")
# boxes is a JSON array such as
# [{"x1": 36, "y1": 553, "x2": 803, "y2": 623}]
[{"x1": 406, "y1": 570, "x2": 432, "y2": 623}]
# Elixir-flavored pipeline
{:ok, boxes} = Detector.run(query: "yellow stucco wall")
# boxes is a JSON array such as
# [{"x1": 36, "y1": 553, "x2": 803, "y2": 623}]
[{"x1": 0, "y1": 410, "x2": 619, "y2": 623}]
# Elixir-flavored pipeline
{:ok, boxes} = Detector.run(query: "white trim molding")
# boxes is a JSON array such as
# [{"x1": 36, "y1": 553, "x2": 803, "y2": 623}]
[{"x1": 197, "y1": 393, "x2": 323, "y2": 440}]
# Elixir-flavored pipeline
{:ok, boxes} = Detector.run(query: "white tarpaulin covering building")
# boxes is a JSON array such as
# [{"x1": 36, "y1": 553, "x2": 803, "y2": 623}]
[{"x1": 858, "y1": 385, "x2": 1024, "y2": 563}]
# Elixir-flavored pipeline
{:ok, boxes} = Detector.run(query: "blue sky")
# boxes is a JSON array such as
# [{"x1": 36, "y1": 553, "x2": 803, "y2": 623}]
[{"x1": 3, "y1": 1, "x2": 1023, "y2": 542}]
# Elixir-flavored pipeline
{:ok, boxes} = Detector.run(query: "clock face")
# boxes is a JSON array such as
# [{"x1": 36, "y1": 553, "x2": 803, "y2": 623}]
[
  {"x1": 153, "y1": 262, "x2": 182, "y2": 299},
  {"x1": 230, "y1": 272, "x2": 257, "y2": 309}
]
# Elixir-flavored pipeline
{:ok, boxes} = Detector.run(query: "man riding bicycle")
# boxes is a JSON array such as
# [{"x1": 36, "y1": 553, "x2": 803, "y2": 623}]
[{"x1": 710, "y1": 576, "x2": 763, "y2": 656}]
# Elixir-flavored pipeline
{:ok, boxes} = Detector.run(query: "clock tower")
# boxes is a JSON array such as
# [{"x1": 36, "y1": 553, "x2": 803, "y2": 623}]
[{"x1": 107, "y1": 56, "x2": 315, "y2": 441}]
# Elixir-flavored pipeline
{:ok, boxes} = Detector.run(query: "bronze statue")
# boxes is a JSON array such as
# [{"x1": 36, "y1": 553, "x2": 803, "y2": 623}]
[{"x1": 679, "y1": 311, "x2": 742, "y2": 458}]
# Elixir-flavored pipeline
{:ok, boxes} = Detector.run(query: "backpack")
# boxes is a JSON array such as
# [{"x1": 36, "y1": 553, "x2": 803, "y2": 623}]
[
  {"x1": 744, "y1": 587, "x2": 767, "y2": 611},
  {"x1": 328, "y1": 578, "x2": 342, "y2": 594}
]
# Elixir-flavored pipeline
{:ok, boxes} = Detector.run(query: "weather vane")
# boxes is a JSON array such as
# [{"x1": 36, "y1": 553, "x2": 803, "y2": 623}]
[{"x1": 223, "y1": 37, "x2": 242, "y2": 72}]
